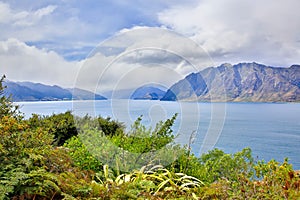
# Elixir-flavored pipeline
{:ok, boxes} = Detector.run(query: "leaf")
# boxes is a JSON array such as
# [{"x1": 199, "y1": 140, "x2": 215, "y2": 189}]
[
  {"x1": 155, "y1": 179, "x2": 171, "y2": 193},
  {"x1": 179, "y1": 182, "x2": 199, "y2": 190}
]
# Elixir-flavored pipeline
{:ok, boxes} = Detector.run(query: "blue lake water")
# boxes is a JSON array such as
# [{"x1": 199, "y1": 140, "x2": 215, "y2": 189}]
[{"x1": 18, "y1": 100, "x2": 300, "y2": 169}]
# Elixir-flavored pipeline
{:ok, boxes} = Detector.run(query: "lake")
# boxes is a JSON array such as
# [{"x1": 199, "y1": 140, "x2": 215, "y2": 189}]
[{"x1": 18, "y1": 100, "x2": 300, "y2": 169}]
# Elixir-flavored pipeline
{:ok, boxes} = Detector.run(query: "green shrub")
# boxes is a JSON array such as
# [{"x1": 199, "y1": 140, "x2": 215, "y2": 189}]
[
  {"x1": 0, "y1": 115, "x2": 59, "y2": 199},
  {"x1": 97, "y1": 116, "x2": 125, "y2": 136},
  {"x1": 28, "y1": 111, "x2": 78, "y2": 146},
  {"x1": 64, "y1": 136, "x2": 103, "y2": 172},
  {"x1": 196, "y1": 148, "x2": 254, "y2": 183}
]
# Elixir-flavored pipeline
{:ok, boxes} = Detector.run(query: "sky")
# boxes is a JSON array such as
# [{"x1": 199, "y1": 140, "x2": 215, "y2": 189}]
[{"x1": 1, "y1": 0, "x2": 300, "y2": 92}]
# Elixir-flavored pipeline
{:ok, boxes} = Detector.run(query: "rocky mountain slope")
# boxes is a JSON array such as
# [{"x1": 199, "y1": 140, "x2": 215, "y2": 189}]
[{"x1": 161, "y1": 62, "x2": 300, "y2": 102}]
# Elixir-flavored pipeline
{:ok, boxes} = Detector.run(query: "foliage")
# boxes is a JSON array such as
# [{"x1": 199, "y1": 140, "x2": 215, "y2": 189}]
[
  {"x1": 196, "y1": 157, "x2": 300, "y2": 199},
  {"x1": 28, "y1": 111, "x2": 78, "y2": 146},
  {"x1": 1, "y1": 80, "x2": 300, "y2": 199},
  {"x1": 97, "y1": 116, "x2": 125, "y2": 136},
  {"x1": 0, "y1": 114, "x2": 59, "y2": 199},
  {"x1": 64, "y1": 136, "x2": 103, "y2": 172},
  {"x1": 251, "y1": 159, "x2": 300, "y2": 199},
  {"x1": 109, "y1": 114, "x2": 178, "y2": 161},
  {"x1": 65, "y1": 114, "x2": 181, "y2": 176},
  {"x1": 198, "y1": 147, "x2": 254, "y2": 183},
  {"x1": 0, "y1": 75, "x2": 20, "y2": 118}
]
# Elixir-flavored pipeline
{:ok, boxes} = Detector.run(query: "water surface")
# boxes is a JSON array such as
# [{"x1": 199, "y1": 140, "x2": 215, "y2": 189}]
[{"x1": 18, "y1": 100, "x2": 300, "y2": 169}]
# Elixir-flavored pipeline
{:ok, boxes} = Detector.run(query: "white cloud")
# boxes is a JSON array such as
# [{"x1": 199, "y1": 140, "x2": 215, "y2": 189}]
[
  {"x1": 75, "y1": 53, "x2": 186, "y2": 93},
  {"x1": 0, "y1": 38, "x2": 78, "y2": 87},
  {"x1": 0, "y1": 1, "x2": 93, "y2": 54},
  {"x1": 73, "y1": 27, "x2": 215, "y2": 93},
  {"x1": 0, "y1": 2, "x2": 56, "y2": 27},
  {"x1": 0, "y1": 2, "x2": 58, "y2": 43},
  {"x1": 13, "y1": 5, "x2": 57, "y2": 27},
  {"x1": 1, "y1": 28, "x2": 200, "y2": 93},
  {"x1": 158, "y1": 0, "x2": 300, "y2": 66},
  {"x1": 0, "y1": 2, "x2": 11, "y2": 23},
  {"x1": 102, "y1": 27, "x2": 214, "y2": 67}
]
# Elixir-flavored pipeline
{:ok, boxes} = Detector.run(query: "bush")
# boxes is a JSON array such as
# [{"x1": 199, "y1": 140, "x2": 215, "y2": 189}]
[
  {"x1": 28, "y1": 111, "x2": 78, "y2": 146},
  {"x1": 0, "y1": 115, "x2": 58, "y2": 199},
  {"x1": 64, "y1": 136, "x2": 103, "y2": 172}
]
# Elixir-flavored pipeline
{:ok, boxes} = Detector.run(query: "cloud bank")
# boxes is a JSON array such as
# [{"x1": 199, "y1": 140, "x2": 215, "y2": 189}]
[
  {"x1": 0, "y1": 38, "x2": 78, "y2": 88},
  {"x1": 158, "y1": 0, "x2": 300, "y2": 66}
]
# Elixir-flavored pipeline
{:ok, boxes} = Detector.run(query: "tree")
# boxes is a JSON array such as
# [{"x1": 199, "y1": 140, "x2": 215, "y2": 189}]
[{"x1": 0, "y1": 75, "x2": 20, "y2": 118}]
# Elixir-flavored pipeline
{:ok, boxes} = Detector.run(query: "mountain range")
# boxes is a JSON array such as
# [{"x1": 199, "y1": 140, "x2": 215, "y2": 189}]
[
  {"x1": 3, "y1": 62, "x2": 300, "y2": 102},
  {"x1": 161, "y1": 62, "x2": 300, "y2": 102},
  {"x1": 3, "y1": 81, "x2": 106, "y2": 101}
]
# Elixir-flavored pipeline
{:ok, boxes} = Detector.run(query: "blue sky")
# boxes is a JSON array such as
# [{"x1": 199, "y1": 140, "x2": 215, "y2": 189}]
[
  {"x1": 0, "y1": 0, "x2": 195, "y2": 60},
  {"x1": 1, "y1": 0, "x2": 300, "y2": 90}
]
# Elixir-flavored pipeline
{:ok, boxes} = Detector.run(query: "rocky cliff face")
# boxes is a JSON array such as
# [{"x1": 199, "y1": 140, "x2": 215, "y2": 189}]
[{"x1": 161, "y1": 62, "x2": 300, "y2": 102}]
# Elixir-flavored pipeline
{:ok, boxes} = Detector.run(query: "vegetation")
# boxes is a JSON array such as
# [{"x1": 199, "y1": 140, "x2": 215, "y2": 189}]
[
  {"x1": 0, "y1": 75, "x2": 20, "y2": 118},
  {"x1": 0, "y1": 75, "x2": 300, "y2": 199}
]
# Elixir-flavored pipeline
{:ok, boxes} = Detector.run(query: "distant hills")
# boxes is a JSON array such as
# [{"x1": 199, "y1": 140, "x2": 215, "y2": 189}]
[
  {"x1": 161, "y1": 62, "x2": 300, "y2": 102},
  {"x1": 103, "y1": 85, "x2": 167, "y2": 100},
  {"x1": 4, "y1": 62, "x2": 300, "y2": 102},
  {"x1": 4, "y1": 81, "x2": 106, "y2": 101},
  {"x1": 69, "y1": 88, "x2": 107, "y2": 101},
  {"x1": 130, "y1": 86, "x2": 166, "y2": 100},
  {"x1": 102, "y1": 89, "x2": 134, "y2": 99}
]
